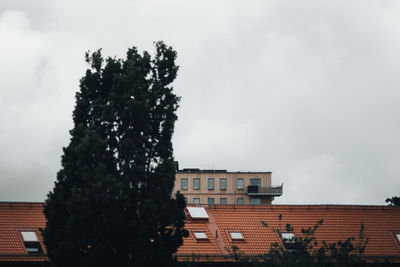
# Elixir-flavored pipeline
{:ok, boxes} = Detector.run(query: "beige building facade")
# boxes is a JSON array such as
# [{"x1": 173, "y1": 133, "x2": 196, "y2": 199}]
[{"x1": 172, "y1": 168, "x2": 283, "y2": 205}]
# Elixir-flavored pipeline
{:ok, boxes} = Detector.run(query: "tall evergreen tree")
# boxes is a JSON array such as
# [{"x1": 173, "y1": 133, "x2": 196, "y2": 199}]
[
  {"x1": 386, "y1": 196, "x2": 400, "y2": 206},
  {"x1": 43, "y1": 42, "x2": 187, "y2": 267}
]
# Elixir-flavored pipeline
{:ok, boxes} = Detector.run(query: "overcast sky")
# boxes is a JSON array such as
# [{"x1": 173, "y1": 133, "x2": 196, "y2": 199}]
[{"x1": 0, "y1": 1, "x2": 399, "y2": 204}]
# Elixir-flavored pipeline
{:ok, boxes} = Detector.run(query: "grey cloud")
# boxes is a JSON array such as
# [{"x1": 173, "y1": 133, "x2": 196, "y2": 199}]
[{"x1": 0, "y1": 1, "x2": 399, "y2": 204}]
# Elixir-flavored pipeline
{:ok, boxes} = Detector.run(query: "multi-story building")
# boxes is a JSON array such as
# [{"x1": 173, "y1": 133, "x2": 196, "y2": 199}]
[{"x1": 172, "y1": 168, "x2": 283, "y2": 205}]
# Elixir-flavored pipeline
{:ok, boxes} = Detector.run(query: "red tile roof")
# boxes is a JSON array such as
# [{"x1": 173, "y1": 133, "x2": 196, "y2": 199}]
[
  {"x1": 177, "y1": 205, "x2": 400, "y2": 262},
  {"x1": 0, "y1": 202, "x2": 47, "y2": 262},
  {"x1": 1, "y1": 202, "x2": 399, "y2": 263}
]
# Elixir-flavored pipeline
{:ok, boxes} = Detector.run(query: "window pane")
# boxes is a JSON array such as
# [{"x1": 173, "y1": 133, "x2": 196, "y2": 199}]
[
  {"x1": 21, "y1": 231, "x2": 38, "y2": 242},
  {"x1": 208, "y1": 178, "x2": 214, "y2": 190},
  {"x1": 208, "y1": 198, "x2": 215, "y2": 205},
  {"x1": 184, "y1": 198, "x2": 188, "y2": 204},
  {"x1": 193, "y1": 198, "x2": 200, "y2": 204},
  {"x1": 230, "y1": 232, "x2": 244, "y2": 240},
  {"x1": 250, "y1": 198, "x2": 261, "y2": 205},
  {"x1": 187, "y1": 207, "x2": 209, "y2": 218},
  {"x1": 193, "y1": 178, "x2": 200, "y2": 190},
  {"x1": 26, "y1": 247, "x2": 39, "y2": 253},
  {"x1": 250, "y1": 178, "x2": 261, "y2": 187},
  {"x1": 237, "y1": 178, "x2": 244, "y2": 189},
  {"x1": 193, "y1": 231, "x2": 208, "y2": 239},
  {"x1": 25, "y1": 242, "x2": 44, "y2": 254},
  {"x1": 181, "y1": 178, "x2": 188, "y2": 190},
  {"x1": 220, "y1": 198, "x2": 227, "y2": 205},
  {"x1": 237, "y1": 198, "x2": 244, "y2": 205},
  {"x1": 220, "y1": 178, "x2": 227, "y2": 190},
  {"x1": 281, "y1": 233, "x2": 295, "y2": 243}
]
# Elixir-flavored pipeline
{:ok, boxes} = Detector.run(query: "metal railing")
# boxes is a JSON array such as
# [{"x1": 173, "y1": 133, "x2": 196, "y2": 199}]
[{"x1": 247, "y1": 184, "x2": 283, "y2": 196}]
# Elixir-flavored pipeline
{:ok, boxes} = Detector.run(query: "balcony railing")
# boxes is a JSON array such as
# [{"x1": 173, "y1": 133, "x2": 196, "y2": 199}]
[{"x1": 247, "y1": 184, "x2": 283, "y2": 196}]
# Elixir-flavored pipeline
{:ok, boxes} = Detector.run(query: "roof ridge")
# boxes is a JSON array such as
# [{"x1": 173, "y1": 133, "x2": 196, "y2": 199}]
[
  {"x1": 0, "y1": 201, "x2": 45, "y2": 205},
  {"x1": 206, "y1": 204, "x2": 396, "y2": 208}
]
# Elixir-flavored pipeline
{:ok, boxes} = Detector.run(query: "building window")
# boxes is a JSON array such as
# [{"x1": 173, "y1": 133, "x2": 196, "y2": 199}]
[
  {"x1": 184, "y1": 198, "x2": 188, "y2": 204},
  {"x1": 181, "y1": 178, "x2": 188, "y2": 190},
  {"x1": 193, "y1": 231, "x2": 208, "y2": 240},
  {"x1": 193, "y1": 198, "x2": 200, "y2": 204},
  {"x1": 187, "y1": 207, "x2": 209, "y2": 219},
  {"x1": 220, "y1": 198, "x2": 227, "y2": 205},
  {"x1": 281, "y1": 233, "x2": 297, "y2": 253},
  {"x1": 208, "y1": 198, "x2": 215, "y2": 205},
  {"x1": 193, "y1": 178, "x2": 200, "y2": 190},
  {"x1": 250, "y1": 198, "x2": 261, "y2": 205},
  {"x1": 220, "y1": 178, "x2": 227, "y2": 190},
  {"x1": 21, "y1": 231, "x2": 38, "y2": 242},
  {"x1": 230, "y1": 231, "x2": 244, "y2": 240},
  {"x1": 20, "y1": 231, "x2": 43, "y2": 254},
  {"x1": 237, "y1": 198, "x2": 244, "y2": 205},
  {"x1": 208, "y1": 178, "x2": 215, "y2": 190},
  {"x1": 250, "y1": 178, "x2": 261, "y2": 187},
  {"x1": 237, "y1": 178, "x2": 244, "y2": 189}
]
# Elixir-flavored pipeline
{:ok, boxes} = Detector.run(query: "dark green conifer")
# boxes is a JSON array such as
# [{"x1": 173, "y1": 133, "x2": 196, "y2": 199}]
[{"x1": 43, "y1": 42, "x2": 187, "y2": 267}]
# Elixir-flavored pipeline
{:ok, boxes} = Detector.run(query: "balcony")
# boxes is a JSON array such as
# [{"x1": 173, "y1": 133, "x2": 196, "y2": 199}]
[{"x1": 247, "y1": 184, "x2": 283, "y2": 196}]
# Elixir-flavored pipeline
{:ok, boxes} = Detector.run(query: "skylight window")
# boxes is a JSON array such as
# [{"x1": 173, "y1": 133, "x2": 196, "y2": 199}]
[
  {"x1": 20, "y1": 231, "x2": 43, "y2": 254},
  {"x1": 230, "y1": 231, "x2": 244, "y2": 240},
  {"x1": 396, "y1": 233, "x2": 400, "y2": 243},
  {"x1": 187, "y1": 207, "x2": 209, "y2": 219},
  {"x1": 21, "y1": 231, "x2": 38, "y2": 242},
  {"x1": 193, "y1": 231, "x2": 208, "y2": 240},
  {"x1": 281, "y1": 232, "x2": 295, "y2": 243},
  {"x1": 281, "y1": 232, "x2": 297, "y2": 253}
]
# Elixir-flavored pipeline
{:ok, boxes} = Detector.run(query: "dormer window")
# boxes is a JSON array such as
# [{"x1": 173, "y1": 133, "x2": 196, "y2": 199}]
[
  {"x1": 193, "y1": 231, "x2": 208, "y2": 240},
  {"x1": 281, "y1": 232, "x2": 296, "y2": 253},
  {"x1": 20, "y1": 231, "x2": 43, "y2": 254}
]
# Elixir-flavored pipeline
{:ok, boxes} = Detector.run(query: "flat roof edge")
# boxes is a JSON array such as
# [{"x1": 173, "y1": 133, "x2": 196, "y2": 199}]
[{"x1": 177, "y1": 171, "x2": 272, "y2": 174}]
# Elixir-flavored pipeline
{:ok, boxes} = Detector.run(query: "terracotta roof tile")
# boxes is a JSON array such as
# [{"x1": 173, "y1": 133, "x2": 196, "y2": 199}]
[
  {"x1": 1, "y1": 202, "x2": 400, "y2": 263},
  {"x1": 205, "y1": 205, "x2": 400, "y2": 259},
  {"x1": 0, "y1": 202, "x2": 47, "y2": 262}
]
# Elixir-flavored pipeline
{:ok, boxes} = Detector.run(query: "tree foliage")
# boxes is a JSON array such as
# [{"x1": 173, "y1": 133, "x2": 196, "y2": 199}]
[
  {"x1": 231, "y1": 215, "x2": 369, "y2": 267},
  {"x1": 43, "y1": 42, "x2": 187, "y2": 267},
  {"x1": 265, "y1": 218, "x2": 368, "y2": 266},
  {"x1": 385, "y1": 196, "x2": 400, "y2": 206}
]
